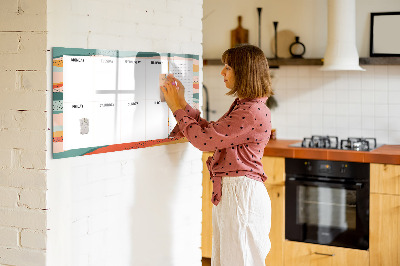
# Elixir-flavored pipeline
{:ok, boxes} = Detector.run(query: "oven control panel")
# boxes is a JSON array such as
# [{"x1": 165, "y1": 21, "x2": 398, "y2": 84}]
[
  {"x1": 286, "y1": 158, "x2": 369, "y2": 180},
  {"x1": 318, "y1": 162, "x2": 332, "y2": 173}
]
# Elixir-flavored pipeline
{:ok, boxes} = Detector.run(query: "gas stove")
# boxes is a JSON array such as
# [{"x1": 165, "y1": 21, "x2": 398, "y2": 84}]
[{"x1": 289, "y1": 135, "x2": 381, "y2": 151}]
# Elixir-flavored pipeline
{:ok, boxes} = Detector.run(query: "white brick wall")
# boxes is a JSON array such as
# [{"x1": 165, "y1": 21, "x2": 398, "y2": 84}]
[
  {"x1": 21, "y1": 229, "x2": 47, "y2": 250},
  {"x1": 46, "y1": 1, "x2": 203, "y2": 266},
  {"x1": 0, "y1": 169, "x2": 47, "y2": 189},
  {"x1": 2, "y1": 0, "x2": 203, "y2": 264},
  {"x1": 0, "y1": 0, "x2": 48, "y2": 265},
  {"x1": 0, "y1": 248, "x2": 46, "y2": 266},
  {"x1": 0, "y1": 187, "x2": 19, "y2": 208},
  {"x1": 0, "y1": 227, "x2": 19, "y2": 247}
]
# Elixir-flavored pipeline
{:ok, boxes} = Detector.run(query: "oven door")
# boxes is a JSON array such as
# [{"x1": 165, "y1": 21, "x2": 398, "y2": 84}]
[{"x1": 285, "y1": 177, "x2": 369, "y2": 250}]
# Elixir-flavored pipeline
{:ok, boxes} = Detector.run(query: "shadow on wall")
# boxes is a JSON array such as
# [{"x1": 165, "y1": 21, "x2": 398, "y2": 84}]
[{"x1": 129, "y1": 144, "x2": 191, "y2": 266}]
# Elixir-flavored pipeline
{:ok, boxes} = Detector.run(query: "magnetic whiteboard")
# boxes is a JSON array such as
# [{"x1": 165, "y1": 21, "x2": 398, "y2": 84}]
[{"x1": 52, "y1": 47, "x2": 200, "y2": 159}]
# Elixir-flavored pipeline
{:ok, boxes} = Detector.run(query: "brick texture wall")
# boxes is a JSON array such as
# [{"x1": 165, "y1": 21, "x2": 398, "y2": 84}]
[
  {"x1": 1, "y1": 0, "x2": 203, "y2": 265},
  {"x1": 46, "y1": 0, "x2": 203, "y2": 266},
  {"x1": 0, "y1": 0, "x2": 48, "y2": 265}
]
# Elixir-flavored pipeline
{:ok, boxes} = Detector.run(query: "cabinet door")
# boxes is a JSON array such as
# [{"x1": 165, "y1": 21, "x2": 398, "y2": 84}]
[
  {"x1": 265, "y1": 184, "x2": 284, "y2": 266},
  {"x1": 202, "y1": 152, "x2": 213, "y2": 258},
  {"x1": 370, "y1": 163, "x2": 400, "y2": 195},
  {"x1": 261, "y1": 156, "x2": 285, "y2": 185},
  {"x1": 284, "y1": 241, "x2": 369, "y2": 266},
  {"x1": 370, "y1": 193, "x2": 400, "y2": 266}
]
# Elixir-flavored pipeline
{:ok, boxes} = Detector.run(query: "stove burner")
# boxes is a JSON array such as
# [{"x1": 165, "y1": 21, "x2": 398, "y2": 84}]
[
  {"x1": 295, "y1": 136, "x2": 378, "y2": 151},
  {"x1": 301, "y1": 135, "x2": 339, "y2": 149},
  {"x1": 340, "y1": 137, "x2": 377, "y2": 151}
]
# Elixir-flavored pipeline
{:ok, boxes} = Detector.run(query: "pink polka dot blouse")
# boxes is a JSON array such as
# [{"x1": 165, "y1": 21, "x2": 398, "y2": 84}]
[{"x1": 171, "y1": 97, "x2": 272, "y2": 206}]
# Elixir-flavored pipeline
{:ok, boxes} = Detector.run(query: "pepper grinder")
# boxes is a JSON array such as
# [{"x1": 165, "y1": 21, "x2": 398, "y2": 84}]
[{"x1": 273, "y1": 21, "x2": 279, "y2": 58}]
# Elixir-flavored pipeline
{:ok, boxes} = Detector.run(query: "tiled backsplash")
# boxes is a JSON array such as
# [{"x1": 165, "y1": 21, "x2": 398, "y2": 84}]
[
  {"x1": 271, "y1": 65, "x2": 400, "y2": 144},
  {"x1": 203, "y1": 65, "x2": 400, "y2": 145}
]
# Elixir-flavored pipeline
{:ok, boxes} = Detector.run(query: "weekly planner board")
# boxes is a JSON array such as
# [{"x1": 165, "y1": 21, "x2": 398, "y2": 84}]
[{"x1": 52, "y1": 47, "x2": 200, "y2": 159}]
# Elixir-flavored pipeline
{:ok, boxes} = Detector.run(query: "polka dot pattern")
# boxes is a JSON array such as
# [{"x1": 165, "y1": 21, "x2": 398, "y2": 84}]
[
  {"x1": 172, "y1": 97, "x2": 272, "y2": 206},
  {"x1": 53, "y1": 100, "x2": 63, "y2": 112}
]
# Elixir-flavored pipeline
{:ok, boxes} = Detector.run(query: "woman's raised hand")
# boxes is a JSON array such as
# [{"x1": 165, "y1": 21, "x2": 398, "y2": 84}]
[
  {"x1": 167, "y1": 74, "x2": 187, "y2": 108},
  {"x1": 161, "y1": 76, "x2": 183, "y2": 113}
]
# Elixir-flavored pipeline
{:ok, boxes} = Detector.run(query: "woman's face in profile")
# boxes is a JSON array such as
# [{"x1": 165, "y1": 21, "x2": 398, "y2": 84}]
[{"x1": 220, "y1": 64, "x2": 235, "y2": 90}]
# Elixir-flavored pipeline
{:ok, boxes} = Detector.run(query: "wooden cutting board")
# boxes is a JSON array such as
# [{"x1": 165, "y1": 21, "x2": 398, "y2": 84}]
[{"x1": 231, "y1": 16, "x2": 249, "y2": 48}]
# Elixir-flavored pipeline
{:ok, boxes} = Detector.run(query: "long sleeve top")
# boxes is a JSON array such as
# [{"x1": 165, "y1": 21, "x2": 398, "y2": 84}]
[{"x1": 171, "y1": 97, "x2": 271, "y2": 205}]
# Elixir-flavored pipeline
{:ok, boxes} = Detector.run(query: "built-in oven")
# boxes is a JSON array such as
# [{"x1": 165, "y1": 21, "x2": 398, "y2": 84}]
[{"x1": 285, "y1": 158, "x2": 370, "y2": 250}]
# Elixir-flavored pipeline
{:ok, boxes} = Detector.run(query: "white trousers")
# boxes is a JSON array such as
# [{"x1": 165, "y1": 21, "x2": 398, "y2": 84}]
[{"x1": 212, "y1": 176, "x2": 271, "y2": 266}]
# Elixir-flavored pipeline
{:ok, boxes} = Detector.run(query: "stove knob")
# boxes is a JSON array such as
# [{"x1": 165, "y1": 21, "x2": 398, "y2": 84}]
[
  {"x1": 305, "y1": 162, "x2": 312, "y2": 171},
  {"x1": 340, "y1": 164, "x2": 347, "y2": 174}
]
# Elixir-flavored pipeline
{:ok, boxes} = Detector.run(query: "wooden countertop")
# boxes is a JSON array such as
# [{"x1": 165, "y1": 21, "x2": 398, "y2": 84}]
[{"x1": 263, "y1": 139, "x2": 400, "y2": 165}]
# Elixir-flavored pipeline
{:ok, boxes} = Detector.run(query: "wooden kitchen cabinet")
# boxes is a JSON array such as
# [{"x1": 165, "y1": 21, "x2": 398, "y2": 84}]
[
  {"x1": 262, "y1": 156, "x2": 285, "y2": 266},
  {"x1": 370, "y1": 193, "x2": 400, "y2": 266},
  {"x1": 284, "y1": 241, "x2": 369, "y2": 266},
  {"x1": 370, "y1": 163, "x2": 400, "y2": 266},
  {"x1": 264, "y1": 184, "x2": 285, "y2": 266},
  {"x1": 202, "y1": 152, "x2": 213, "y2": 258},
  {"x1": 370, "y1": 163, "x2": 400, "y2": 195},
  {"x1": 261, "y1": 156, "x2": 285, "y2": 186}
]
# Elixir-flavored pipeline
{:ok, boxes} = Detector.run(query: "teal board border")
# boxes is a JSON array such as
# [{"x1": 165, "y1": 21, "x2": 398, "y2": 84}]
[{"x1": 52, "y1": 47, "x2": 200, "y2": 159}]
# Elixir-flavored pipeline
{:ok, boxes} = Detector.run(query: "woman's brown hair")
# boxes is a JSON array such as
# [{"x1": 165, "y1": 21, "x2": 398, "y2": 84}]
[{"x1": 221, "y1": 44, "x2": 273, "y2": 99}]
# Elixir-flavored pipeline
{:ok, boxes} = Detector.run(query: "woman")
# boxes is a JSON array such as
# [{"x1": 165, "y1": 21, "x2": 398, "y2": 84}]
[{"x1": 161, "y1": 44, "x2": 273, "y2": 266}]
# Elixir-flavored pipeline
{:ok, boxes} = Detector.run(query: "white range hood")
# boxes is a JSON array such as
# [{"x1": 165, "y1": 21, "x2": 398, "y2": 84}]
[{"x1": 320, "y1": 0, "x2": 365, "y2": 71}]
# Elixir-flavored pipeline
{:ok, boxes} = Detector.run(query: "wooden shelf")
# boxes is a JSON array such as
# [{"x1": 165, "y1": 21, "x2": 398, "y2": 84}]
[
  {"x1": 203, "y1": 58, "x2": 322, "y2": 67},
  {"x1": 268, "y1": 58, "x2": 322, "y2": 67},
  {"x1": 359, "y1": 57, "x2": 400, "y2": 65},
  {"x1": 202, "y1": 59, "x2": 223, "y2": 66},
  {"x1": 203, "y1": 57, "x2": 400, "y2": 67}
]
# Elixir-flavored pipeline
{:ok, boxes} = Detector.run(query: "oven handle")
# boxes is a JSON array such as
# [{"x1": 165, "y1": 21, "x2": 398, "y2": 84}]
[
  {"x1": 314, "y1": 252, "x2": 335, "y2": 257},
  {"x1": 286, "y1": 177, "x2": 364, "y2": 189}
]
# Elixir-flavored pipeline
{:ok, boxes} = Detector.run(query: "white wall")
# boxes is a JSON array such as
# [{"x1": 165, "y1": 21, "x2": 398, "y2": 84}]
[
  {"x1": 0, "y1": 0, "x2": 48, "y2": 265},
  {"x1": 203, "y1": 0, "x2": 326, "y2": 59},
  {"x1": 46, "y1": 0, "x2": 203, "y2": 266},
  {"x1": 203, "y1": 0, "x2": 400, "y2": 58},
  {"x1": 203, "y1": 0, "x2": 400, "y2": 145}
]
